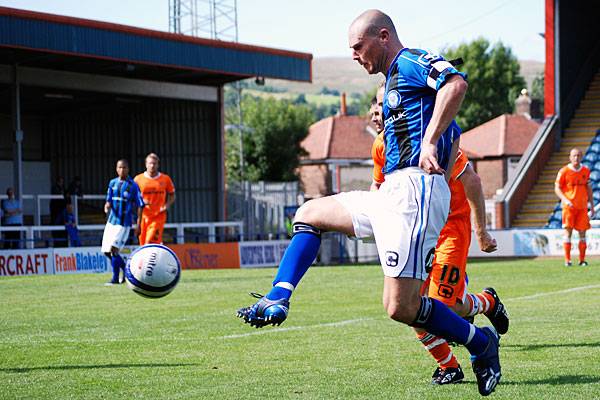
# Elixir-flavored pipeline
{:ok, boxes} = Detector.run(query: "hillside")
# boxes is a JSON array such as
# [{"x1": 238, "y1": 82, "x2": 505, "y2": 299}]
[{"x1": 261, "y1": 57, "x2": 544, "y2": 97}]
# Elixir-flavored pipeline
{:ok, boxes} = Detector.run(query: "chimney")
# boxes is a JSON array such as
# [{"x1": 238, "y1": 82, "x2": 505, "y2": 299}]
[
  {"x1": 515, "y1": 88, "x2": 532, "y2": 119},
  {"x1": 340, "y1": 92, "x2": 347, "y2": 116}
]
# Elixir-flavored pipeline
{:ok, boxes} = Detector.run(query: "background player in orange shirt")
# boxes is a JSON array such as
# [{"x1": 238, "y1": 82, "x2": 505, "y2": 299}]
[
  {"x1": 134, "y1": 153, "x2": 176, "y2": 245},
  {"x1": 369, "y1": 85, "x2": 508, "y2": 385},
  {"x1": 555, "y1": 148, "x2": 594, "y2": 266}
]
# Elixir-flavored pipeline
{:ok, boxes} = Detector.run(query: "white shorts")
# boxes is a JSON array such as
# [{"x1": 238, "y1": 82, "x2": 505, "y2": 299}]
[
  {"x1": 333, "y1": 167, "x2": 450, "y2": 280},
  {"x1": 101, "y1": 222, "x2": 131, "y2": 253}
]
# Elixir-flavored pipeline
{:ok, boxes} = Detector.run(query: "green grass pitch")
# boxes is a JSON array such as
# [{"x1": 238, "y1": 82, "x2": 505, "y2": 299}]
[{"x1": 1, "y1": 258, "x2": 600, "y2": 399}]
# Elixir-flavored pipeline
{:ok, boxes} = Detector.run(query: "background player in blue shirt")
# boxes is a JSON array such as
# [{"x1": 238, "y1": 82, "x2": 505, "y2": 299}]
[{"x1": 102, "y1": 159, "x2": 144, "y2": 285}]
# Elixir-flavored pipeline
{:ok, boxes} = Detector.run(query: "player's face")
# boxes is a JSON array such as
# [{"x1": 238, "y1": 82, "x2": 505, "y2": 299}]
[
  {"x1": 116, "y1": 161, "x2": 129, "y2": 179},
  {"x1": 349, "y1": 29, "x2": 382, "y2": 75},
  {"x1": 146, "y1": 157, "x2": 159, "y2": 175},
  {"x1": 376, "y1": 85, "x2": 385, "y2": 125},
  {"x1": 370, "y1": 104, "x2": 383, "y2": 133},
  {"x1": 569, "y1": 149, "x2": 582, "y2": 166}
]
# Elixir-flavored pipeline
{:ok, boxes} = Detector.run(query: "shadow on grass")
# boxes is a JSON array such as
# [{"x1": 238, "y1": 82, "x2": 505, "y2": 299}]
[
  {"x1": 503, "y1": 341, "x2": 600, "y2": 351},
  {"x1": 1, "y1": 362, "x2": 203, "y2": 374},
  {"x1": 501, "y1": 375, "x2": 600, "y2": 385}
]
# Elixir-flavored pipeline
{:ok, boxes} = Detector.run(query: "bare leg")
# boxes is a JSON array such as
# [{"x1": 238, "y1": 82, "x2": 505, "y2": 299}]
[{"x1": 294, "y1": 196, "x2": 355, "y2": 235}]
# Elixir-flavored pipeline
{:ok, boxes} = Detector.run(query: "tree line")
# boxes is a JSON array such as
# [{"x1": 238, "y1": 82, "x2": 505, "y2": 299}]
[{"x1": 225, "y1": 38, "x2": 541, "y2": 183}]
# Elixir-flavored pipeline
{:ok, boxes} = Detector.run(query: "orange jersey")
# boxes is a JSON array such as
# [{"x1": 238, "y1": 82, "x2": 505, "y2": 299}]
[
  {"x1": 446, "y1": 150, "x2": 471, "y2": 222},
  {"x1": 371, "y1": 137, "x2": 471, "y2": 221},
  {"x1": 556, "y1": 165, "x2": 590, "y2": 209},
  {"x1": 372, "y1": 133, "x2": 386, "y2": 184},
  {"x1": 134, "y1": 172, "x2": 175, "y2": 218}
]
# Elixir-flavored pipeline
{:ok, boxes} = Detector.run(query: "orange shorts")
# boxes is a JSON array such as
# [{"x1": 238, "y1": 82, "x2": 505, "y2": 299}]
[
  {"x1": 421, "y1": 217, "x2": 471, "y2": 307},
  {"x1": 562, "y1": 207, "x2": 590, "y2": 231},
  {"x1": 139, "y1": 213, "x2": 167, "y2": 245}
]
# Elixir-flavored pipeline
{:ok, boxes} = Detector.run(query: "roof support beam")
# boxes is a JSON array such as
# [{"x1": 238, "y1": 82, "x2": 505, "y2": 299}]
[{"x1": 0, "y1": 65, "x2": 218, "y2": 102}]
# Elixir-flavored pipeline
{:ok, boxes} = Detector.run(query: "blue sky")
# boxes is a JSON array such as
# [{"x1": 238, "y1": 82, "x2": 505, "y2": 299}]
[{"x1": 0, "y1": 0, "x2": 545, "y2": 61}]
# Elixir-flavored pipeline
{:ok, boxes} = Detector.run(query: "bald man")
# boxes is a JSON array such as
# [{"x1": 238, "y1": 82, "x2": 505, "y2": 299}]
[
  {"x1": 555, "y1": 148, "x2": 595, "y2": 266},
  {"x1": 237, "y1": 10, "x2": 500, "y2": 396}
]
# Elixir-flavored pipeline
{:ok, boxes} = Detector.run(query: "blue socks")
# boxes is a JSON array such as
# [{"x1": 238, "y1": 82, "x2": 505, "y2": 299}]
[
  {"x1": 111, "y1": 254, "x2": 125, "y2": 283},
  {"x1": 266, "y1": 228, "x2": 321, "y2": 301},
  {"x1": 414, "y1": 297, "x2": 489, "y2": 356}
]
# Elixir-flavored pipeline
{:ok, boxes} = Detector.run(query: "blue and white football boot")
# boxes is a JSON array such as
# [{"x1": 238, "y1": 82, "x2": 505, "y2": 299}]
[
  {"x1": 236, "y1": 292, "x2": 290, "y2": 328},
  {"x1": 471, "y1": 326, "x2": 502, "y2": 396}
]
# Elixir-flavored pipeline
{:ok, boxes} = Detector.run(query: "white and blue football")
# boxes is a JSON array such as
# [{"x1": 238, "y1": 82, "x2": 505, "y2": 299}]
[{"x1": 125, "y1": 244, "x2": 181, "y2": 298}]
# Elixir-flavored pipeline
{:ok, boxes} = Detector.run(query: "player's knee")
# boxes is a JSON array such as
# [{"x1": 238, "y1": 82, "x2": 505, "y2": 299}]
[
  {"x1": 294, "y1": 201, "x2": 321, "y2": 226},
  {"x1": 385, "y1": 302, "x2": 418, "y2": 324}
]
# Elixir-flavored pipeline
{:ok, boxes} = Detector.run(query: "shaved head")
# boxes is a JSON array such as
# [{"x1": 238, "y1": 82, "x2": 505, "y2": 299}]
[
  {"x1": 349, "y1": 10, "x2": 403, "y2": 75},
  {"x1": 350, "y1": 9, "x2": 397, "y2": 38},
  {"x1": 569, "y1": 148, "x2": 583, "y2": 168}
]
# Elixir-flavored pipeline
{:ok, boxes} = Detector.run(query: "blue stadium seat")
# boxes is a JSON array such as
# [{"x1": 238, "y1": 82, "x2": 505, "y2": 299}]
[
  {"x1": 552, "y1": 209, "x2": 562, "y2": 219},
  {"x1": 593, "y1": 160, "x2": 600, "y2": 172},
  {"x1": 590, "y1": 143, "x2": 600, "y2": 154},
  {"x1": 592, "y1": 135, "x2": 600, "y2": 145},
  {"x1": 584, "y1": 152, "x2": 598, "y2": 163},
  {"x1": 594, "y1": 191, "x2": 600, "y2": 203},
  {"x1": 547, "y1": 218, "x2": 562, "y2": 229},
  {"x1": 591, "y1": 170, "x2": 600, "y2": 183}
]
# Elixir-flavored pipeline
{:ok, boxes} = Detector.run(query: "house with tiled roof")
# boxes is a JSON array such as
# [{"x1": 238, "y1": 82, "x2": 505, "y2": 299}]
[
  {"x1": 299, "y1": 95, "x2": 377, "y2": 198},
  {"x1": 461, "y1": 110, "x2": 541, "y2": 199}
]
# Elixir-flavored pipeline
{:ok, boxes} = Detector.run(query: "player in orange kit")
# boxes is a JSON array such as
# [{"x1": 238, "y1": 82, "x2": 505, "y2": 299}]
[
  {"x1": 134, "y1": 153, "x2": 176, "y2": 245},
  {"x1": 555, "y1": 148, "x2": 595, "y2": 266},
  {"x1": 369, "y1": 84, "x2": 508, "y2": 385}
]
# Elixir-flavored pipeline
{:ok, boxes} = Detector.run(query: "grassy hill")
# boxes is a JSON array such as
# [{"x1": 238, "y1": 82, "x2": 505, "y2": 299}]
[{"x1": 257, "y1": 57, "x2": 544, "y2": 99}]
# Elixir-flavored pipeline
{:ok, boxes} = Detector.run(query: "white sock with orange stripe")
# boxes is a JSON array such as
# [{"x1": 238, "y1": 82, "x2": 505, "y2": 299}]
[
  {"x1": 416, "y1": 331, "x2": 458, "y2": 369},
  {"x1": 466, "y1": 292, "x2": 496, "y2": 317}
]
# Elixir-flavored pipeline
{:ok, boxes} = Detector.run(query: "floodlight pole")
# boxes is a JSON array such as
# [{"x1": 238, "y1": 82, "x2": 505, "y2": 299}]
[
  {"x1": 11, "y1": 64, "x2": 23, "y2": 201},
  {"x1": 237, "y1": 83, "x2": 244, "y2": 183}
]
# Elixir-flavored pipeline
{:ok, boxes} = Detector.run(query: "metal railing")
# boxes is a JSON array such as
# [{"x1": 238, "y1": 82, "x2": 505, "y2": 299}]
[
  {"x1": 0, "y1": 221, "x2": 244, "y2": 249},
  {"x1": 496, "y1": 115, "x2": 559, "y2": 227},
  {"x1": 227, "y1": 181, "x2": 299, "y2": 239},
  {"x1": 0, "y1": 193, "x2": 106, "y2": 226}
]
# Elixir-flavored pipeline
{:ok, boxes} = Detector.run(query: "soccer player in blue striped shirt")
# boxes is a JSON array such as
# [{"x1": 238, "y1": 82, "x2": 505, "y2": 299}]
[
  {"x1": 238, "y1": 10, "x2": 501, "y2": 396},
  {"x1": 102, "y1": 159, "x2": 144, "y2": 285}
]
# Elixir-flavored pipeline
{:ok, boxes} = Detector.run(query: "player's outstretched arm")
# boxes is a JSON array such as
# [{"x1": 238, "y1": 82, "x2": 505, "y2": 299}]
[
  {"x1": 460, "y1": 164, "x2": 497, "y2": 253},
  {"x1": 587, "y1": 182, "x2": 595, "y2": 217},
  {"x1": 161, "y1": 192, "x2": 176, "y2": 213},
  {"x1": 554, "y1": 182, "x2": 572, "y2": 207},
  {"x1": 420, "y1": 75, "x2": 468, "y2": 174},
  {"x1": 135, "y1": 206, "x2": 143, "y2": 237}
]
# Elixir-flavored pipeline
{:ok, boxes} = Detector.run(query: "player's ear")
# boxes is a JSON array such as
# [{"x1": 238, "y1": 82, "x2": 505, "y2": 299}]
[{"x1": 379, "y1": 28, "x2": 389, "y2": 43}]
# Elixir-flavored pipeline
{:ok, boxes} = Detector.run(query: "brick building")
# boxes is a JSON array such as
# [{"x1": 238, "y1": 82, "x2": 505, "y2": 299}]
[
  {"x1": 298, "y1": 95, "x2": 377, "y2": 198},
  {"x1": 461, "y1": 113, "x2": 541, "y2": 198}
]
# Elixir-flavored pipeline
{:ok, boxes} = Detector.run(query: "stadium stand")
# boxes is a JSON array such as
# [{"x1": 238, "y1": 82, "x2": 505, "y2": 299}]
[{"x1": 512, "y1": 70, "x2": 600, "y2": 227}]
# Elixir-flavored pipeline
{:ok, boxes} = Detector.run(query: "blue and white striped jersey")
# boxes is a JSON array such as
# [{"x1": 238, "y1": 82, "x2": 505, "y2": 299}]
[
  {"x1": 106, "y1": 176, "x2": 144, "y2": 227},
  {"x1": 382, "y1": 48, "x2": 466, "y2": 174}
]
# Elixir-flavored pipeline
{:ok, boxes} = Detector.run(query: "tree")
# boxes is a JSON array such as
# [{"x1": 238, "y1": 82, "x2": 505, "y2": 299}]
[
  {"x1": 443, "y1": 38, "x2": 526, "y2": 131},
  {"x1": 225, "y1": 94, "x2": 314, "y2": 182}
]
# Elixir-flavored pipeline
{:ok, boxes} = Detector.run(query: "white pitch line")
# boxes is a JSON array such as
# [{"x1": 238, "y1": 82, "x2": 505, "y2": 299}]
[
  {"x1": 223, "y1": 318, "x2": 373, "y2": 339},
  {"x1": 224, "y1": 284, "x2": 600, "y2": 339},
  {"x1": 504, "y1": 284, "x2": 600, "y2": 302}
]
